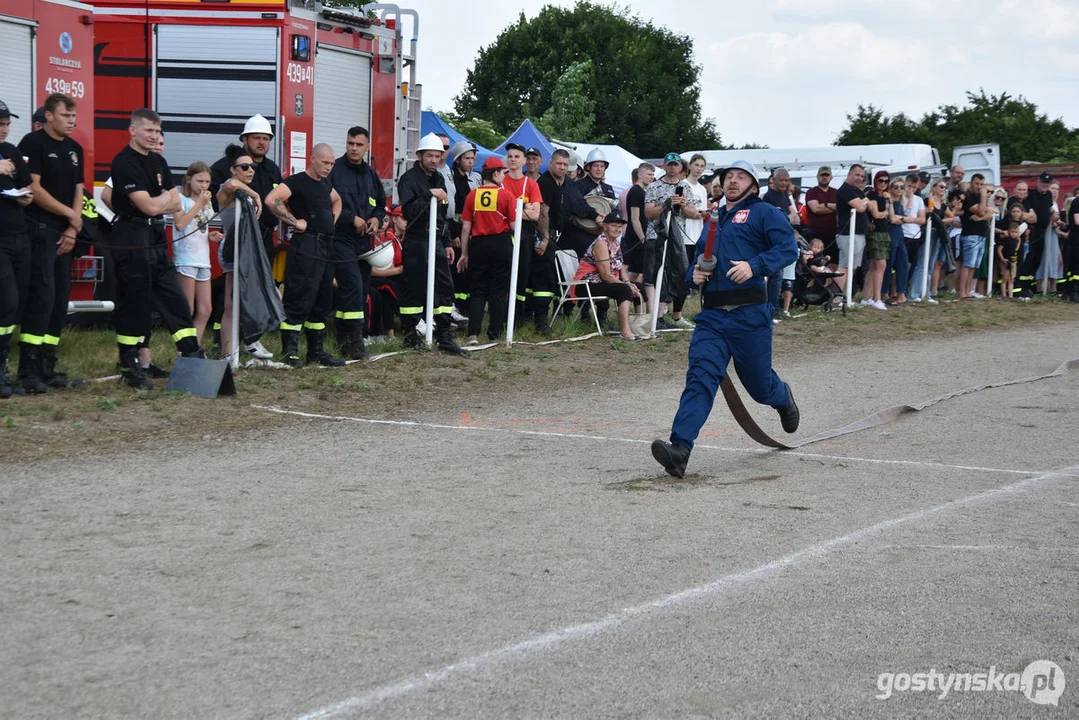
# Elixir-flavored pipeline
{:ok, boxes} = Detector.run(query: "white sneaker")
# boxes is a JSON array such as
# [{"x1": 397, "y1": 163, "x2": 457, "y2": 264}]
[
  {"x1": 925, "y1": 297, "x2": 938, "y2": 304},
  {"x1": 245, "y1": 341, "x2": 273, "y2": 359},
  {"x1": 451, "y1": 308, "x2": 468, "y2": 323},
  {"x1": 416, "y1": 319, "x2": 427, "y2": 335},
  {"x1": 873, "y1": 300, "x2": 888, "y2": 310},
  {"x1": 674, "y1": 317, "x2": 696, "y2": 329},
  {"x1": 970, "y1": 291, "x2": 985, "y2": 299},
  {"x1": 780, "y1": 310, "x2": 791, "y2": 319},
  {"x1": 860, "y1": 299, "x2": 874, "y2": 307},
  {"x1": 466, "y1": 335, "x2": 479, "y2": 346}
]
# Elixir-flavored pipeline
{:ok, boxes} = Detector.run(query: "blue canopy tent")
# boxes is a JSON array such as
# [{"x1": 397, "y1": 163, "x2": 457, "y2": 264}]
[
  {"x1": 420, "y1": 111, "x2": 499, "y2": 167},
  {"x1": 492, "y1": 119, "x2": 557, "y2": 173}
]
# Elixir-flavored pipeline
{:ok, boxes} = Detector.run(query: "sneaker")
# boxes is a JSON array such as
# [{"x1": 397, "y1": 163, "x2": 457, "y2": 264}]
[
  {"x1": 872, "y1": 300, "x2": 887, "y2": 310},
  {"x1": 416, "y1": 319, "x2": 427, "y2": 335},
  {"x1": 245, "y1": 341, "x2": 273, "y2": 359},
  {"x1": 780, "y1": 310, "x2": 791, "y2": 319},
  {"x1": 466, "y1": 335, "x2": 479, "y2": 346},
  {"x1": 970, "y1": 291, "x2": 985, "y2": 299},
  {"x1": 860, "y1": 299, "x2": 874, "y2": 307},
  {"x1": 926, "y1": 297, "x2": 938, "y2": 304},
  {"x1": 654, "y1": 317, "x2": 677, "y2": 331},
  {"x1": 142, "y1": 363, "x2": 170, "y2": 379},
  {"x1": 651, "y1": 439, "x2": 690, "y2": 478},
  {"x1": 674, "y1": 317, "x2": 696, "y2": 329},
  {"x1": 450, "y1": 308, "x2": 468, "y2": 323}
]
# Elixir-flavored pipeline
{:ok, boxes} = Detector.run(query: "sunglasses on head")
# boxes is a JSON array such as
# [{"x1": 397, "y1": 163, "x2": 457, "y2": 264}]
[{"x1": 233, "y1": 163, "x2": 253, "y2": 171}]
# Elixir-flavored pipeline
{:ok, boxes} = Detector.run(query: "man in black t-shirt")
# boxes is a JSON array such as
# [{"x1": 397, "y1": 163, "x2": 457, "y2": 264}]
[
  {"x1": 531, "y1": 148, "x2": 572, "y2": 334},
  {"x1": 110, "y1": 108, "x2": 202, "y2": 388},
  {"x1": 1016, "y1": 172, "x2": 1059, "y2": 298},
  {"x1": 834, "y1": 164, "x2": 870, "y2": 294},
  {"x1": 0, "y1": 100, "x2": 34, "y2": 397},
  {"x1": 18, "y1": 93, "x2": 85, "y2": 390},
  {"x1": 265, "y1": 143, "x2": 344, "y2": 368},
  {"x1": 958, "y1": 173, "x2": 990, "y2": 299}
]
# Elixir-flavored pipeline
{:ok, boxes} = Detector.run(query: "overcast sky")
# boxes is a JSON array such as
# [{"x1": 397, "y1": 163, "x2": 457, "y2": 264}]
[{"x1": 388, "y1": 0, "x2": 1078, "y2": 151}]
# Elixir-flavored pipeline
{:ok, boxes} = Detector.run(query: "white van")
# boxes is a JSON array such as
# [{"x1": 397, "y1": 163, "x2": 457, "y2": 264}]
[{"x1": 679, "y1": 143, "x2": 954, "y2": 189}]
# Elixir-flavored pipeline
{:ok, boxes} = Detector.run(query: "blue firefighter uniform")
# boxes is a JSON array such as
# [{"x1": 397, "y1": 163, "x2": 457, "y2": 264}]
[{"x1": 669, "y1": 193, "x2": 798, "y2": 451}]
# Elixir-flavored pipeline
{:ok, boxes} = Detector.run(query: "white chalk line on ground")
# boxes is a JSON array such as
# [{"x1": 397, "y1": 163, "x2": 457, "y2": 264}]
[
  {"x1": 294, "y1": 463, "x2": 1079, "y2": 720},
  {"x1": 252, "y1": 405, "x2": 1040, "y2": 477}
]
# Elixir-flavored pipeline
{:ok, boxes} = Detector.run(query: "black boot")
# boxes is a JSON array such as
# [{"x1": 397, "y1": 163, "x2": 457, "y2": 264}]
[
  {"x1": 18, "y1": 345, "x2": 48, "y2": 394},
  {"x1": 280, "y1": 329, "x2": 303, "y2": 368},
  {"x1": 435, "y1": 326, "x2": 466, "y2": 356},
  {"x1": 40, "y1": 347, "x2": 69, "y2": 389},
  {"x1": 336, "y1": 326, "x2": 348, "y2": 354},
  {"x1": 401, "y1": 320, "x2": 424, "y2": 349},
  {"x1": 534, "y1": 311, "x2": 554, "y2": 337},
  {"x1": 345, "y1": 327, "x2": 367, "y2": 361},
  {"x1": 118, "y1": 348, "x2": 153, "y2": 389},
  {"x1": 0, "y1": 347, "x2": 19, "y2": 399},
  {"x1": 143, "y1": 363, "x2": 170, "y2": 379},
  {"x1": 776, "y1": 386, "x2": 800, "y2": 434},
  {"x1": 651, "y1": 439, "x2": 691, "y2": 478},
  {"x1": 305, "y1": 329, "x2": 345, "y2": 367}
]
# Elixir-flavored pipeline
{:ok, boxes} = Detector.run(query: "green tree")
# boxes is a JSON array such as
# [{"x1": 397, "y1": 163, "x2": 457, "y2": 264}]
[
  {"x1": 836, "y1": 91, "x2": 1078, "y2": 165},
  {"x1": 535, "y1": 60, "x2": 596, "y2": 141},
  {"x1": 454, "y1": 2, "x2": 721, "y2": 157}
]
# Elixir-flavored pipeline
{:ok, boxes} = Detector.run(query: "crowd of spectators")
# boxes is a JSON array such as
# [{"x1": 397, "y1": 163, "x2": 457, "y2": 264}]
[{"x1": 2, "y1": 94, "x2": 1077, "y2": 396}]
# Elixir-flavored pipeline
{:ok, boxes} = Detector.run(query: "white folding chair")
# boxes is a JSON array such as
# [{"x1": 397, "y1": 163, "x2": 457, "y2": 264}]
[{"x1": 551, "y1": 250, "x2": 611, "y2": 335}]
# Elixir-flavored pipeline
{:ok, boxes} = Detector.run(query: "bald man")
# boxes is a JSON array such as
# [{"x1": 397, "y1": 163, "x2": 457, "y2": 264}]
[{"x1": 266, "y1": 143, "x2": 346, "y2": 367}]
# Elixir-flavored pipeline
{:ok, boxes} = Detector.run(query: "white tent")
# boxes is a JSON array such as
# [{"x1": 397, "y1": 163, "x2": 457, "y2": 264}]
[{"x1": 550, "y1": 139, "x2": 643, "y2": 196}]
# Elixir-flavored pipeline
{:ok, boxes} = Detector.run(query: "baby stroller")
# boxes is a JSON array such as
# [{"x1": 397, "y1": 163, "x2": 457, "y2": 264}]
[{"x1": 791, "y1": 235, "x2": 847, "y2": 315}]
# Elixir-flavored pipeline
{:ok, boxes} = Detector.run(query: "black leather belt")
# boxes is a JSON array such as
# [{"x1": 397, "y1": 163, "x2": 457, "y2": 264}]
[
  {"x1": 116, "y1": 216, "x2": 165, "y2": 227},
  {"x1": 701, "y1": 287, "x2": 767, "y2": 309}
]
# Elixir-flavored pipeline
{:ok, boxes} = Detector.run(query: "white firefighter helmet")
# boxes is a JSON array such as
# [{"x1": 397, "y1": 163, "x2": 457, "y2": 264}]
[
  {"x1": 359, "y1": 240, "x2": 395, "y2": 271},
  {"x1": 417, "y1": 133, "x2": 445, "y2": 154},
  {"x1": 241, "y1": 114, "x2": 273, "y2": 138},
  {"x1": 584, "y1": 148, "x2": 608, "y2": 168}
]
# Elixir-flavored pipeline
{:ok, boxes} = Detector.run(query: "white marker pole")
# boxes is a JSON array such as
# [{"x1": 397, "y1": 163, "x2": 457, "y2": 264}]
[
  {"x1": 425, "y1": 196, "x2": 437, "y2": 348},
  {"x1": 230, "y1": 197, "x2": 242, "y2": 370},
  {"x1": 920, "y1": 218, "x2": 932, "y2": 303},
  {"x1": 986, "y1": 215, "x2": 996, "y2": 298},
  {"x1": 650, "y1": 213, "x2": 671, "y2": 336},
  {"x1": 506, "y1": 198, "x2": 524, "y2": 347},
  {"x1": 845, "y1": 208, "x2": 856, "y2": 307}
]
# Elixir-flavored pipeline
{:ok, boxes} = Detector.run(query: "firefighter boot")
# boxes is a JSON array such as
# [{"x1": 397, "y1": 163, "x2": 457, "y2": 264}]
[
  {"x1": 435, "y1": 325, "x2": 466, "y2": 356},
  {"x1": 346, "y1": 327, "x2": 367, "y2": 361},
  {"x1": 305, "y1": 329, "x2": 346, "y2": 367},
  {"x1": 0, "y1": 347, "x2": 19, "y2": 399},
  {"x1": 776, "y1": 385, "x2": 800, "y2": 434},
  {"x1": 18, "y1": 345, "x2": 48, "y2": 395},
  {"x1": 41, "y1": 346, "x2": 84, "y2": 389},
  {"x1": 280, "y1": 329, "x2": 303, "y2": 369},
  {"x1": 119, "y1": 348, "x2": 153, "y2": 390}
]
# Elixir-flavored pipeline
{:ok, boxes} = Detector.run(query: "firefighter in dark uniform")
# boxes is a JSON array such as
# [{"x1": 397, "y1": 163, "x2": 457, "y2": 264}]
[
  {"x1": 109, "y1": 109, "x2": 202, "y2": 388},
  {"x1": 562, "y1": 148, "x2": 618, "y2": 258},
  {"x1": 1016, "y1": 172, "x2": 1057, "y2": 299},
  {"x1": 651, "y1": 161, "x2": 800, "y2": 478},
  {"x1": 448, "y1": 140, "x2": 481, "y2": 317},
  {"x1": 397, "y1": 133, "x2": 465, "y2": 355},
  {"x1": 209, "y1": 114, "x2": 282, "y2": 356},
  {"x1": 18, "y1": 93, "x2": 85, "y2": 392},
  {"x1": 329, "y1": 125, "x2": 385, "y2": 360},
  {"x1": 265, "y1": 143, "x2": 346, "y2": 368},
  {"x1": 0, "y1": 99, "x2": 34, "y2": 398},
  {"x1": 532, "y1": 148, "x2": 572, "y2": 334}
]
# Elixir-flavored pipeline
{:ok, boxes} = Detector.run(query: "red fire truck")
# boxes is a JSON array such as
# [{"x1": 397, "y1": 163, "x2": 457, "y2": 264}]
[
  {"x1": 88, "y1": 0, "x2": 419, "y2": 199},
  {"x1": 1, "y1": 0, "x2": 98, "y2": 303}
]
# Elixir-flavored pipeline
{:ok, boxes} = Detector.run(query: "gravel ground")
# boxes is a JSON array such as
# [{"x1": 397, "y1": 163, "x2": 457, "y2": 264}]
[{"x1": 2, "y1": 321, "x2": 1077, "y2": 719}]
